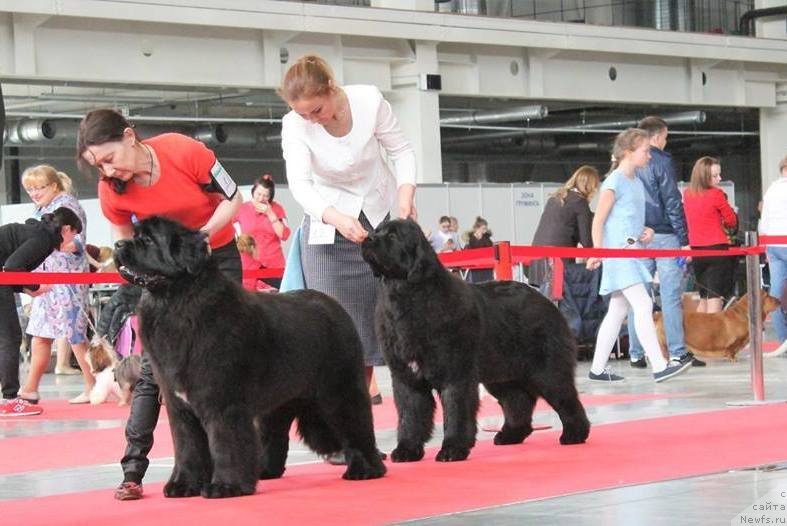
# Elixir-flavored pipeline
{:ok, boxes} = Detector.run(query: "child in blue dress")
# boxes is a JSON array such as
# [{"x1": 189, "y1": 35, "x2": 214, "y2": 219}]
[{"x1": 586, "y1": 128, "x2": 692, "y2": 383}]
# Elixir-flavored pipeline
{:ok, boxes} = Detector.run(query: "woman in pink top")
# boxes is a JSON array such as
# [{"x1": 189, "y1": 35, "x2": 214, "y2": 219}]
[
  {"x1": 233, "y1": 175, "x2": 290, "y2": 289},
  {"x1": 683, "y1": 156, "x2": 738, "y2": 313}
]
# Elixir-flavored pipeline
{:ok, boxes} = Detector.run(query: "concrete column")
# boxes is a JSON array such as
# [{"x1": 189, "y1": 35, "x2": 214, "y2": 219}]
[
  {"x1": 755, "y1": 1, "x2": 787, "y2": 193},
  {"x1": 759, "y1": 106, "x2": 787, "y2": 191},
  {"x1": 388, "y1": 41, "x2": 442, "y2": 184}
]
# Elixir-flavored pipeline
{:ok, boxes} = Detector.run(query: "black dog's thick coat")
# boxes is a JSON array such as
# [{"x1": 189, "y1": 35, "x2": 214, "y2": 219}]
[
  {"x1": 114, "y1": 216, "x2": 385, "y2": 498},
  {"x1": 361, "y1": 219, "x2": 590, "y2": 462}
]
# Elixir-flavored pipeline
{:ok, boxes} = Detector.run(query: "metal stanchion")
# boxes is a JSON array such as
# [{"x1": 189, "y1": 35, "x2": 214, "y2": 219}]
[{"x1": 727, "y1": 231, "x2": 785, "y2": 406}]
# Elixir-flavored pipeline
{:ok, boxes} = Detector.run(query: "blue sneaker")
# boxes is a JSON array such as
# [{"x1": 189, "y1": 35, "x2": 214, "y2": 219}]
[
  {"x1": 588, "y1": 369, "x2": 625, "y2": 382},
  {"x1": 653, "y1": 360, "x2": 692, "y2": 383}
]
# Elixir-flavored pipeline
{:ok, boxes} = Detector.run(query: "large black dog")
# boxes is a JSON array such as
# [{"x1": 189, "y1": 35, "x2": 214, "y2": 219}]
[
  {"x1": 361, "y1": 219, "x2": 590, "y2": 463},
  {"x1": 114, "y1": 216, "x2": 385, "y2": 498}
]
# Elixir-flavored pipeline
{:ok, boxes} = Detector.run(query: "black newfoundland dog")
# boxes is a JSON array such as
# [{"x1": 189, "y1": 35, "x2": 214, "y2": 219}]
[
  {"x1": 114, "y1": 216, "x2": 385, "y2": 498},
  {"x1": 361, "y1": 219, "x2": 590, "y2": 463}
]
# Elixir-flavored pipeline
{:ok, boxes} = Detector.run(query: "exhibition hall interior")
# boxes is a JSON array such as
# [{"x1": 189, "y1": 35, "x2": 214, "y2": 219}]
[{"x1": 1, "y1": 1, "x2": 787, "y2": 524}]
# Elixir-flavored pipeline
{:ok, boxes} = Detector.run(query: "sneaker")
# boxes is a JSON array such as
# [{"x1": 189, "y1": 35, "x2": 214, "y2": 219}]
[
  {"x1": 114, "y1": 481, "x2": 143, "y2": 501},
  {"x1": 630, "y1": 357, "x2": 647, "y2": 369},
  {"x1": 691, "y1": 357, "x2": 707, "y2": 367},
  {"x1": 765, "y1": 340, "x2": 787, "y2": 358},
  {"x1": 588, "y1": 369, "x2": 625, "y2": 382},
  {"x1": 0, "y1": 398, "x2": 43, "y2": 417},
  {"x1": 653, "y1": 360, "x2": 692, "y2": 383}
]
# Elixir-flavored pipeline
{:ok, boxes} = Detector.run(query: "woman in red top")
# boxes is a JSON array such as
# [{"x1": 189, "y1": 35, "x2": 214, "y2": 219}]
[
  {"x1": 233, "y1": 175, "x2": 290, "y2": 289},
  {"x1": 683, "y1": 156, "x2": 738, "y2": 313},
  {"x1": 77, "y1": 108, "x2": 242, "y2": 500}
]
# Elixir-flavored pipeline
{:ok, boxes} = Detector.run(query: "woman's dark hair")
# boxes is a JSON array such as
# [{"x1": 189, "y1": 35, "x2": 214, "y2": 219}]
[
  {"x1": 252, "y1": 174, "x2": 276, "y2": 202},
  {"x1": 76, "y1": 108, "x2": 137, "y2": 194},
  {"x1": 40, "y1": 206, "x2": 83, "y2": 247}
]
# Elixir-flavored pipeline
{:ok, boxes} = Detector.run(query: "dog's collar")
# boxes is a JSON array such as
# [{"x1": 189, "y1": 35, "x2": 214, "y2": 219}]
[{"x1": 118, "y1": 265, "x2": 171, "y2": 291}]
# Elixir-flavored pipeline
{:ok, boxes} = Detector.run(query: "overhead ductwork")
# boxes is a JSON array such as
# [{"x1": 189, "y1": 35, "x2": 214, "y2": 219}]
[
  {"x1": 442, "y1": 111, "x2": 706, "y2": 145},
  {"x1": 193, "y1": 124, "x2": 228, "y2": 146},
  {"x1": 440, "y1": 105, "x2": 548, "y2": 126}
]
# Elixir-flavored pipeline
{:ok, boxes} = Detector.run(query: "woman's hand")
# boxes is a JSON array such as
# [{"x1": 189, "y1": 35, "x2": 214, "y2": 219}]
[
  {"x1": 585, "y1": 257, "x2": 602, "y2": 271},
  {"x1": 639, "y1": 227, "x2": 655, "y2": 244},
  {"x1": 253, "y1": 201, "x2": 269, "y2": 214},
  {"x1": 397, "y1": 184, "x2": 417, "y2": 220},
  {"x1": 335, "y1": 214, "x2": 369, "y2": 244}
]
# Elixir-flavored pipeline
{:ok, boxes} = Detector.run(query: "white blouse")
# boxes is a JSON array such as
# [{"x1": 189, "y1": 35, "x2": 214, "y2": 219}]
[
  {"x1": 281, "y1": 84, "x2": 416, "y2": 229},
  {"x1": 760, "y1": 176, "x2": 787, "y2": 246}
]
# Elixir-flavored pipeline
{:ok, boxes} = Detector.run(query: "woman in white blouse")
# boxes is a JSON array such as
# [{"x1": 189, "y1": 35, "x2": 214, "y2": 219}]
[
  {"x1": 279, "y1": 54, "x2": 417, "y2": 384},
  {"x1": 760, "y1": 154, "x2": 787, "y2": 350}
]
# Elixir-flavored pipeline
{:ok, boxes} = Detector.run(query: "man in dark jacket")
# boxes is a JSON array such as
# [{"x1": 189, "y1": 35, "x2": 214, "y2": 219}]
[
  {"x1": 0, "y1": 208, "x2": 83, "y2": 416},
  {"x1": 627, "y1": 116, "x2": 702, "y2": 369}
]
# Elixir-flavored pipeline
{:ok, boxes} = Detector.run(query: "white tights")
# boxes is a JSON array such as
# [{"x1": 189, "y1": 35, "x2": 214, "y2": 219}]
[{"x1": 591, "y1": 283, "x2": 668, "y2": 375}]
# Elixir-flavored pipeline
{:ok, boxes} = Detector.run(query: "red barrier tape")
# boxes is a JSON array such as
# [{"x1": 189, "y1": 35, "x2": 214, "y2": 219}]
[
  {"x1": 759, "y1": 235, "x2": 787, "y2": 245},
  {"x1": 0, "y1": 268, "x2": 284, "y2": 286}
]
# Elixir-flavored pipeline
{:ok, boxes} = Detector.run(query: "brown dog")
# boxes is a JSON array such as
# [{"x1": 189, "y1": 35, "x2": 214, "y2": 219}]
[{"x1": 655, "y1": 290, "x2": 781, "y2": 361}]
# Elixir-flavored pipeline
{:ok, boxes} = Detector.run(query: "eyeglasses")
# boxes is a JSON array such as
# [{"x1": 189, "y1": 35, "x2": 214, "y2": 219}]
[{"x1": 24, "y1": 183, "x2": 53, "y2": 194}]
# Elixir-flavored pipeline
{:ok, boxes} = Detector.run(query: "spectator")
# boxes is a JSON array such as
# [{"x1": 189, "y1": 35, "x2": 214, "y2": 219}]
[
  {"x1": 465, "y1": 216, "x2": 494, "y2": 283},
  {"x1": 683, "y1": 157, "x2": 738, "y2": 313},
  {"x1": 77, "y1": 108, "x2": 243, "y2": 500},
  {"x1": 760, "y1": 154, "x2": 787, "y2": 354},
  {"x1": 449, "y1": 216, "x2": 463, "y2": 249},
  {"x1": 626, "y1": 116, "x2": 702, "y2": 369},
  {"x1": 279, "y1": 53, "x2": 416, "y2": 460},
  {"x1": 233, "y1": 174, "x2": 290, "y2": 289},
  {"x1": 1, "y1": 208, "x2": 83, "y2": 416},
  {"x1": 428, "y1": 216, "x2": 458, "y2": 252},
  {"x1": 530, "y1": 165, "x2": 600, "y2": 288},
  {"x1": 17, "y1": 165, "x2": 95, "y2": 405},
  {"x1": 585, "y1": 128, "x2": 691, "y2": 383},
  {"x1": 236, "y1": 234, "x2": 274, "y2": 292}
]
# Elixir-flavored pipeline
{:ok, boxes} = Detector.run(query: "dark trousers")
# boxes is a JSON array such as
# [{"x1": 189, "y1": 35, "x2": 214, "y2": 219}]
[
  {"x1": 120, "y1": 241, "x2": 242, "y2": 483},
  {"x1": 0, "y1": 286, "x2": 22, "y2": 400}
]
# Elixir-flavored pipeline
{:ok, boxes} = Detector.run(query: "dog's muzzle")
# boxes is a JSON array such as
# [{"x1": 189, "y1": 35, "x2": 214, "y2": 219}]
[{"x1": 118, "y1": 265, "x2": 170, "y2": 290}]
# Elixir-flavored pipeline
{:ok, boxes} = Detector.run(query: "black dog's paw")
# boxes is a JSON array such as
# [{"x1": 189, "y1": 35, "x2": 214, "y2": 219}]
[
  {"x1": 201, "y1": 482, "x2": 255, "y2": 499},
  {"x1": 559, "y1": 424, "x2": 590, "y2": 445},
  {"x1": 163, "y1": 479, "x2": 202, "y2": 498},
  {"x1": 342, "y1": 450, "x2": 387, "y2": 480},
  {"x1": 435, "y1": 445, "x2": 470, "y2": 462},
  {"x1": 493, "y1": 426, "x2": 529, "y2": 445},
  {"x1": 390, "y1": 444, "x2": 425, "y2": 463},
  {"x1": 258, "y1": 466, "x2": 286, "y2": 480}
]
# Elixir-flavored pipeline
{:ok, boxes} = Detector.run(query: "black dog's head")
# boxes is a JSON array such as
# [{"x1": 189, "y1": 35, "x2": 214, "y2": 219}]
[
  {"x1": 113, "y1": 216, "x2": 209, "y2": 290},
  {"x1": 361, "y1": 219, "x2": 442, "y2": 282}
]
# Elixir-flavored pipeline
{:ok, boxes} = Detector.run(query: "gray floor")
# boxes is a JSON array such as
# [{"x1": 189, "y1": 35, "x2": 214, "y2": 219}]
[{"x1": 3, "y1": 343, "x2": 787, "y2": 525}]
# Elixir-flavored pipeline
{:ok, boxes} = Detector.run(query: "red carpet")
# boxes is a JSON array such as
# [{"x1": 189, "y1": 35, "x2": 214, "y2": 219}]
[
  {"x1": 0, "y1": 393, "x2": 675, "y2": 475},
  {"x1": 4, "y1": 404, "x2": 787, "y2": 526}
]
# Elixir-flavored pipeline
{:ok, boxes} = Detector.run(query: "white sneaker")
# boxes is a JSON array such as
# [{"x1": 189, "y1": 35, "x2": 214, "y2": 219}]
[{"x1": 765, "y1": 340, "x2": 787, "y2": 358}]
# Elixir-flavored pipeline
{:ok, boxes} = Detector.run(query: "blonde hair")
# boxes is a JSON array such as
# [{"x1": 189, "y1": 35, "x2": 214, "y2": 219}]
[
  {"x1": 687, "y1": 156, "x2": 720, "y2": 195},
  {"x1": 554, "y1": 165, "x2": 601, "y2": 204},
  {"x1": 236, "y1": 234, "x2": 256, "y2": 255},
  {"x1": 278, "y1": 54, "x2": 336, "y2": 103},
  {"x1": 21, "y1": 164, "x2": 73, "y2": 195},
  {"x1": 779, "y1": 154, "x2": 787, "y2": 174},
  {"x1": 608, "y1": 128, "x2": 649, "y2": 174}
]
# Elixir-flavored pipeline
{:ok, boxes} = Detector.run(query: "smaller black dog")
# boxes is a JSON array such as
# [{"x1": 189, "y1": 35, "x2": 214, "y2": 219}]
[
  {"x1": 362, "y1": 219, "x2": 590, "y2": 463},
  {"x1": 114, "y1": 216, "x2": 385, "y2": 498}
]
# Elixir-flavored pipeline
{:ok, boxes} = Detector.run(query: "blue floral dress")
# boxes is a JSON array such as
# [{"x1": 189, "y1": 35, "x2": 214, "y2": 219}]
[
  {"x1": 598, "y1": 169, "x2": 653, "y2": 296},
  {"x1": 26, "y1": 193, "x2": 89, "y2": 344}
]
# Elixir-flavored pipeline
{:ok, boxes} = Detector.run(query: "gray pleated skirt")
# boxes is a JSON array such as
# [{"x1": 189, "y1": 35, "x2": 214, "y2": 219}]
[{"x1": 300, "y1": 213, "x2": 384, "y2": 366}]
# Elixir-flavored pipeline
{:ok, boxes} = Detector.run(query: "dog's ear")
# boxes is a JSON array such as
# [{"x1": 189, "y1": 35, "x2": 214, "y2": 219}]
[
  {"x1": 407, "y1": 225, "x2": 440, "y2": 282},
  {"x1": 181, "y1": 231, "x2": 210, "y2": 275}
]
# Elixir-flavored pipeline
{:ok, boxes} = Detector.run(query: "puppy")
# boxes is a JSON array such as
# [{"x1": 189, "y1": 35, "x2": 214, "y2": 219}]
[
  {"x1": 86, "y1": 337, "x2": 139, "y2": 405},
  {"x1": 361, "y1": 219, "x2": 590, "y2": 463},
  {"x1": 655, "y1": 290, "x2": 780, "y2": 361},
  {"x1": 113, "y1": 216, "x2": 385, "y2": 498}
]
